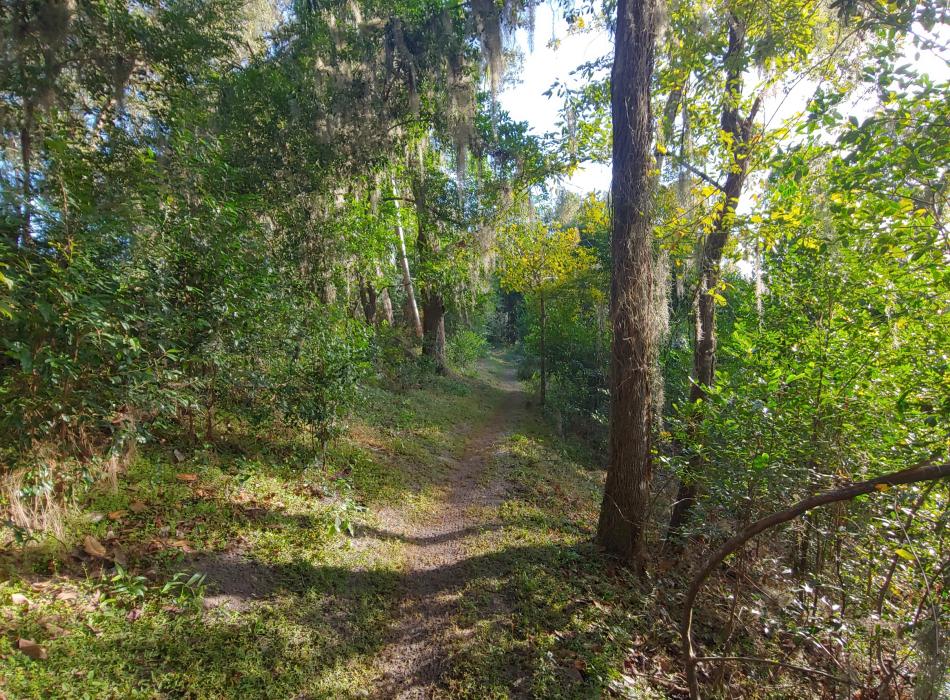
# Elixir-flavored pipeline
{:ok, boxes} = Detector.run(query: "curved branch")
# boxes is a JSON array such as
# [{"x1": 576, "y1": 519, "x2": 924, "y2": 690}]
[{"x1": 681, "y1": 461, "x2": 950, "y2": 700}]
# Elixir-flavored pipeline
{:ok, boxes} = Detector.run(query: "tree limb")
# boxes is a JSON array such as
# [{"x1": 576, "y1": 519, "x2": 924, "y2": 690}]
[{"x1": 682, "y1": 461, "x2": 950, "y2": 700}]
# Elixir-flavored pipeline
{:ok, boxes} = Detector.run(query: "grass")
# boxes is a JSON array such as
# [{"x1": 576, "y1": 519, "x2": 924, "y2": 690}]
[
  {"x1": 0, "y1": 354, "x2": 681, "y2": 699},
  {"x1": 0, "y1": 360, "x2": 511, "y2": 699}
]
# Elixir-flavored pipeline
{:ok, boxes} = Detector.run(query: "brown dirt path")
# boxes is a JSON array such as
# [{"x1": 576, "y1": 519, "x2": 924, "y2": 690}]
[{"x1": 369, "y1": 359, "x2": 524, "y2": 698}]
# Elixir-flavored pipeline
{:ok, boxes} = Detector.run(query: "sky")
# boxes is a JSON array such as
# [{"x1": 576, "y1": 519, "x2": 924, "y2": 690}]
[
  {"x1": 498, "y1": 5, "x2": 613, "y2": 193},
  {"x1": 498, "y1": 5, "x2": 950, "y2": 196}
]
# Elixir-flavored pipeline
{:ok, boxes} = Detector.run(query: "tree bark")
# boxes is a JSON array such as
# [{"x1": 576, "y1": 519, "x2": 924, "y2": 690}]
[
  {"x1": 357, "y1": 273, "x2": 378, "y2": 324},
  {"x1": 669, "y1": 20, "x2": 760, "y2": 538},
  {"x1": 411, "y1": 170, "x2": 448, "y2": 374},
  {"x1": 18, "y1": 104, "x2": 34, "y2": 247},
  {"x1": 422, "y1": 292, "x2": 447, "y2": 373},
  {"x1": 391, "y1": 175, "x2": 423, "y2": 338},
  {"x1": 595, "y1": 0, "x2": 660, "y2": 572}
]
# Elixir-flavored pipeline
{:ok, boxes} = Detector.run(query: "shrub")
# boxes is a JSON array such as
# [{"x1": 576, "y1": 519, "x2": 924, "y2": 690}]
[{"x1": 447, "y1": 330, "x2": 488, "y2": 371}]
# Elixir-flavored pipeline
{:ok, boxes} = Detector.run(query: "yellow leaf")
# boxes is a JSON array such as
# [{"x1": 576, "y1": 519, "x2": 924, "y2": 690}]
[
  {"x1": 894, "y1": 548, "x2": 914, "y2": 561},
  {"x1": 874, "y1": 483, "x2": 891, "y2": 492}
]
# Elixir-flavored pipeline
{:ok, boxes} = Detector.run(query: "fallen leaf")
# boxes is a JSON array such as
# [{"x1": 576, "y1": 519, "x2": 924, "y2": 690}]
[
  {"x1": 83, "y1": 535, "x2": 108, "y2": 559},
  {"x1": 126, "y1": 608, "x2": 142, "y2": 622},
  {"x1": 173, "y1": 449, "x2": 187, "y2": 463},
  {"x1": 108, "y1": 510, "x2": 126, "y2": 521},
  {"x1": 170, "y1": 539, "x2": 193, "y2": 553},
  {"x1": 88, "y1": 512, "x2": 106, "y2": 523},
  {"x1": 17, "y1": 639, "x2": 47, "y2": 660},
  {"x1": 42, "y1": 622, "x2": 69, "y2": 639},
  {"x1": 176, "y1": 473, "x2": 198, "y2": 482},
  {"x1": 129, "y1": 501, "x2": 147, "y2": 514},
  {"x1": 10, "y1": 593, "x2": 30, "y2": 607},
  {"x1": 55, "y1": 590, "x2": 78, "y2": 602}
]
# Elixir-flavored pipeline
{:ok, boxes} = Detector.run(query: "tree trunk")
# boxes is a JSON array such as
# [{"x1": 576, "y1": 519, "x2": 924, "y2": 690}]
[
  {"x1": 595, "y1": 0, "x2": 659, "y2": 572},
  {"x1": 392, "y1": 175, "x2": 423, "y2": 338},
  {"x1": 411, "y1": 168, "x2": 448, "y2": 375},
  {"x1": 376, "y1": 264, "x2": 395, "y2": 326},
  {"x1": 422, "y1": 292, "x2": 447, "y2": 374},
  {"x1": 539, "y1": 291, "x2": 547, "y2": 406},
  {"x1": 358, "y1": 273, "x2": 378, "y2": 324},
  {"x1": 668, "y1": 21, "x2": 760, "y2": 538},
  {"x1": 18, "y1": 105, "x2": 34, "y2": 247}
]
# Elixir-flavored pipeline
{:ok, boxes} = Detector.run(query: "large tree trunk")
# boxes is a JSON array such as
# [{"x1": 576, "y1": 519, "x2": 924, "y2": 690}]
[
  {"x1": 596, "y1": 0, "x2": 659, "y2": 572},
  {"x1": 391, "y1": 175, "x2": 423, "y2": 338},
  {"x1": 421, "y1": 293, "x2": 447, "y2": 373},
  {"x1": 411, "y1": 170, "x2": 448, "y2": 375},
  {"x1": 357, "y1": 273, "x2": 378, "y2": 324},
  {"x1": 668, "y1": 21, "x2": 759, "y2": 538}
]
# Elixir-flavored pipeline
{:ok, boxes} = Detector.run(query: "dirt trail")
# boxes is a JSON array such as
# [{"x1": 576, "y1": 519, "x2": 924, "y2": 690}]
[{"x1": 370, "y1": 360, "x2": 524, "y2": 698}]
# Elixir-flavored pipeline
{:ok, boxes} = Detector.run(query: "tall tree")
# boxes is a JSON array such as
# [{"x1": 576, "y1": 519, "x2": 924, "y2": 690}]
[
  {"x1": 498, "y1": 221, "x2": 595, "y2": 405},
  {"x1": 596, "y1": 0, "x2": 661, "y2": 570},
  {"x1": 668, "y1": 16, "x2": 761, "y2": 536}
]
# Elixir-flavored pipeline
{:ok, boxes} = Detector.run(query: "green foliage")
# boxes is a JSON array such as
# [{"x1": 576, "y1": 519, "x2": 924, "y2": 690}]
[
  {"x1": 106, "y1": 565, "x2": 149, "y2": 603},
  {"x1": 160, "y1": 572, "x2": 208, "y2": 606},
  {"x1": 447, "y1": 330, "x2": 489, "y2": 371},
  {"x1": 266, "y1": 314, "x2": 372, "y2": 457}
]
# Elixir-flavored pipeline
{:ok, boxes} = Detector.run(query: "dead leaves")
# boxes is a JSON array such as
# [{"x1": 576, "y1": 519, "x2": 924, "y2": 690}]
[
  {"x1": 84, "y1": 536, "x2": 109, "y2": 559},
  {"x1": 41, "y1": 620, "x2": 69, "y2": 639},
  {"x1": 129, "y1": 500, "x2": 148, "y2": 514},
  {"x1": 147, "y1": 537, "x2": 193, "y2": 553},
  {"x1": 83, "y1": 535, "x2": 108, "y2": 559},
  {"x1": 176, "y1": 473, "x2": 198, "y2": 483},
  {"x1": 16, "y1": 638, "x2": 47, "y2": 660}
]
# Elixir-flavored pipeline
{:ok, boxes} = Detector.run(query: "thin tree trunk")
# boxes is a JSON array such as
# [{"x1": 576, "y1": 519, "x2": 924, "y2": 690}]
[
  {"x1": 19, "y1": 105, "x2": 34, "y2": 247},
  {"x1": 595, "y1": 0, "x2": 659, "y2": 572},
  {"x1": 392, "y1": 175, "x2": 423, "y2": 338},
  {"x1": 681, "y1": 461, "x2": 950, "y2": 700},
  {"x1": 376, "y1": 264, "x2": 395, "y2": 326},
  {"x1": 539, "y1": 291, "x2": 546, "y2": 406},
  {"x1": 669, "y1": 21, "x2": 760, "y2": 538}
]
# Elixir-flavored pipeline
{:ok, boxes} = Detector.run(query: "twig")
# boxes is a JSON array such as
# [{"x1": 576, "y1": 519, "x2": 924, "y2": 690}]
[{"x1": 694, "y1": 655, "x2": 850, "y2": 684}]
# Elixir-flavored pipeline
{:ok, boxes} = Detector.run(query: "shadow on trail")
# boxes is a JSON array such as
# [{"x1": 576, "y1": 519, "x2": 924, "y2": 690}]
[
  {"x1": 183, "y1": 541, "x2": 594, "y2": 697},
  {"x1": 352, "y1": 523, "x2": 504, "y2": 546}
]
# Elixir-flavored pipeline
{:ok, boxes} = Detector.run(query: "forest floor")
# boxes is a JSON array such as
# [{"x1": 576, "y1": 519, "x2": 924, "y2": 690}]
[{"x1": 0, "y1": 354, "x2": 675, "y2": 699}]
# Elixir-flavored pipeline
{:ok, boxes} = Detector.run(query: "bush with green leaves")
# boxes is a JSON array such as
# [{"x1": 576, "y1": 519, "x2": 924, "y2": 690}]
[
  {"x1": 447, "y1": 330, "x2": 489, "y2": 371},
  {"x1": 266, "y1": 312, "x2": 372, "y2": 461}
]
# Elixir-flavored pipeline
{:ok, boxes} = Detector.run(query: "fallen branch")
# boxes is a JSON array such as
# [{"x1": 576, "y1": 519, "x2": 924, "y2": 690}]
[
  {"x1": 694, "y1": 655, "x2": 850, "y2": 684},
  {"x1": 681, "y1": 461, "x2": 950, "y2": 700}
]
